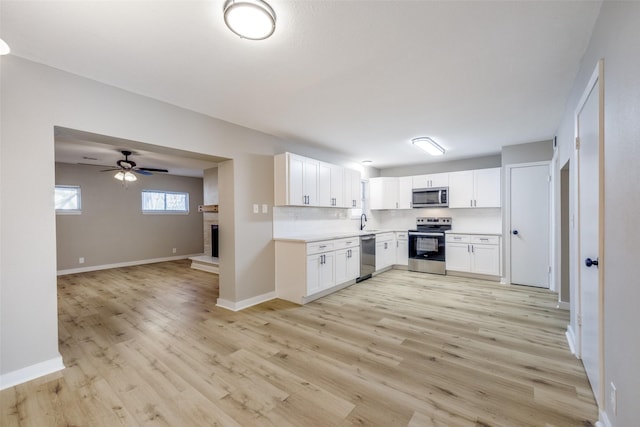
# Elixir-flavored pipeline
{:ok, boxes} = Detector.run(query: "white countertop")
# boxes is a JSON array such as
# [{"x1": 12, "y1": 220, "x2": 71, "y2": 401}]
[{"x1": 273, "y1": 229, "x2": 402, "y2": 243}]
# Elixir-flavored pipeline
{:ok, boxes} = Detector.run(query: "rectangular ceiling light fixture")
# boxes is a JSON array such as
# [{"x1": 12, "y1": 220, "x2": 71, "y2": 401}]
[{"x1": 411, "y1": 137, "x2": 445, "y2": 156}]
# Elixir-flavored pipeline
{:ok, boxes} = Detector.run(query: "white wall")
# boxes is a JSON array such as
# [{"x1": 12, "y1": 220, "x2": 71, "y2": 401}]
[{"x1": 553, "y1": 2, "x2": 640, "y2": 425}]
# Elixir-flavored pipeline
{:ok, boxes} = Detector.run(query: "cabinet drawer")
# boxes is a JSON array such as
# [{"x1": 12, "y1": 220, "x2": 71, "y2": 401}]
[
  {"x1": 471, "y1": 235, "x2": 499, "y2": 245},
  {"x1": 446, "y1": 234, "x2": 470, "y2": 243},
  {"x1": 334, "y1": 237, "x2": 359, "y2": 249},
  {"x1": 307, "y1": 241, "x2": 335, "y2": 255},
  {"x1": 376, "y1": 232, "x2": 394, "y2": 242}
]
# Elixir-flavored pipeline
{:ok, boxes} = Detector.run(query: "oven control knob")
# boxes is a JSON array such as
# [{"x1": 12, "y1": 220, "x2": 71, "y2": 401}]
[{"x1": 512, "y1": 230, "x2": 519, "y2": 235}]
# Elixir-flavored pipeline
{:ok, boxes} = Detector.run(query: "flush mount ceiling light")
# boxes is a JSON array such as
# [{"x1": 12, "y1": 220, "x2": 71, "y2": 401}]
[
  {"x1": 411, "y1": 137, "x2": 445, "y2": 156},
  {"x1": 0, "y1": 38, "x2": 10, "y2": 55},
  {"x1": 361, "y1": 160, "x2": 373, "y2": 166},
  {"x1": 223, "y1": 0, "x2": 276, "y2": 40},
  {"x1": 114, "y1": 171, "x2": 137, "y2": 182}
]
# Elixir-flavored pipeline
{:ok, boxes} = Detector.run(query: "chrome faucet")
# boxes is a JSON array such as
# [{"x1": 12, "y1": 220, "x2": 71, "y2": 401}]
[{"x1": 360, "y1": 213, "x2": 367, "y2": 230}]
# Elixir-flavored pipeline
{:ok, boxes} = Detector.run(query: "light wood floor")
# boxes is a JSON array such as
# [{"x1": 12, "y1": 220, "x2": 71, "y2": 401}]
[{"x1": 1, "y1": 260, "x2": 597, "y2": 426}]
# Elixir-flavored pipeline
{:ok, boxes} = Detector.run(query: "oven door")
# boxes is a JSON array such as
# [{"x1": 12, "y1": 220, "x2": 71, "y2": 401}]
[{"x1": 408, "y1": 231, "x2": 446, "y2": 274}]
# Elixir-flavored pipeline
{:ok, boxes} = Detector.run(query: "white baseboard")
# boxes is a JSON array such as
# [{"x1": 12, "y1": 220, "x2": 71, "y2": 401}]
[
  {"x1": 566, "y1": 325, "x2": 577, "y2": 355},
  {"x1": 596, "y1": 409, "x2": 612, "y2": 427},
  {"x1": 0, "y1": 355, "x2": 65, "y2": 390},
  {"x1": 217, "y1": 291, "x2": 276, "y2": 311},
  {"x1": 556, "y1": 301, "x2": 570, "y2": 310},
  {"x1": 190, "y1": 261, "x2": 219, "y2": 274},
  {"x1": 57, "y1": 254, "x2": 201, "y2": 276}
]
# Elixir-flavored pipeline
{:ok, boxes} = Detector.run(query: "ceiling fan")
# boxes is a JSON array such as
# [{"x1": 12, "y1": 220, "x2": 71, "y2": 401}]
[{"x1": 101, "y1": 150, "x2": 168, "y2": 182}]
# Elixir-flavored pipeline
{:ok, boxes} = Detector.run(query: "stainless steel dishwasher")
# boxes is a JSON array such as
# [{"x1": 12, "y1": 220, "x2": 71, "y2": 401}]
[{"x1": 357, "y1": 234, "x2": 376, "y2": 282}]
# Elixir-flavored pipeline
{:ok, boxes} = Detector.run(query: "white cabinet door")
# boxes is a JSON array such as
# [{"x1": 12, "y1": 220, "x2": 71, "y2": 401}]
[
  {"x1": 398, "y1": 176, "x2": 413, "y2": 209},
  {"x1": 449, "y1": 168, "x2": 501, "y2": 208},
  {"x1": 474, "y1": 168, "x2": 501, "y2": 208},
  {"x1": 376, "y1": 234, "x2": 395, "y2": 270},
  {"x1": 319, "y1": 162, "x2": 344, "y2": 207},
  {"x1": 448, "y1": 170, "x2": 474, "y2": 208},
  {"x1": 395, "y1": 232, "x2": 408, "y2": 266},
  {"x1": 445, "y1": 242, "x2": 471, "y2": 272},
  {"x1": 470, "y1": 244, "x2": 500, "y2": 276},
  {"x1": 307, "y1": 251, "x2": 335, "y2": 295},
  {"x1": 430, "y1": 173, "x2": 450, "y2": 188},
  {"x1": 288, "y1": 154, "x2": 305, "y2": 206},
  {"x1": 343, "y1": 168, "x2": 361, "y2": 208},
  {"x1": 370, "y1": 177, "x2": 397, "y2": 210},
  {"x1": 306, "y1": 254, "x2": 322, "y2": 295},
  {"x1": 303, "y1": 157, "x2": 320, "y2": 206},
  {"x1": 346, "y1": 246, "x2": 360, "y2": 280}
]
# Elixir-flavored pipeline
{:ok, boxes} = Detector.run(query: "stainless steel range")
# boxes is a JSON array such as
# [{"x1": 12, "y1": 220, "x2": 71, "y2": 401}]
[{"x1": 408, "y1": 217, "x2": 452, "y2": 275}]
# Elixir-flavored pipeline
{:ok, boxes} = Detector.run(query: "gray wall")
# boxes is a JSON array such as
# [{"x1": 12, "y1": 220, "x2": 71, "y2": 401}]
[
  {"x1": 553, "y1": 2, "x2": 640, "y2": 425},
  {"x1": 381, "y1": 154, "x2": 501, "y2": 177},
  {"x1": 55, "y1": 163, "x2": 204, "y2": 271},
  {"x1": 501, "y1": 139, "x2": 554, "y2": 165}
]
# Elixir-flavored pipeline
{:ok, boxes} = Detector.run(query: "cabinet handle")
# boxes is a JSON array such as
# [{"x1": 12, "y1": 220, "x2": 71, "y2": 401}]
[
  {"x1": 474, "y1": 199, "x2": 477, "y2": 207},
  {"x1": 468, "y1": 244, "x2": 471, "y2": 253},
  {"x1": 480, "y1": 238, "x2": 489, "y2": 241},
  {"x1": 471, "y1": 245, "x2": 474, "y2": 253},
  {"x1": 470, "y1": 199, "x2": 473, "y2": 207},
  {"x1": 319, "y1": 245, "x2": 327, "y2": 249}
]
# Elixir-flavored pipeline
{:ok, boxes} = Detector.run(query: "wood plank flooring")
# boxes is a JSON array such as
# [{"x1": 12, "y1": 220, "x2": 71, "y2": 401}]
[{"x1": 1, "y1": 260, "x2": 598, "y2": 426}]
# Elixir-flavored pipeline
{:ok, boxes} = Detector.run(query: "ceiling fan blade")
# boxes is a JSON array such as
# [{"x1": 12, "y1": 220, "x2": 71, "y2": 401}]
[
  {"x1": 138, "y1": 167, "x2": 169, "y2": 173},
  {"x1": 134, "y1": 169, "x2": 153, "y2": 176}
]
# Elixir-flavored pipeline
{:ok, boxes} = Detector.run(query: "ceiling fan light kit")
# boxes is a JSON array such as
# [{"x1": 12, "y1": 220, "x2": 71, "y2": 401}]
[
  {"x1": 114, "y1": 171, "x2": 137, "y2": 182},
  {"x1": 412, "y1": 137, "x2": 445, "y2": 156},
  {"x1": 0, "y1": 38, "x2": 10, "y2": 55},
  {"x1": 102, "y1": 150, "x2": 169, "y2": 183},
  {"x1": 223, "y1": 0, "x2": 276, "y2": 40}
]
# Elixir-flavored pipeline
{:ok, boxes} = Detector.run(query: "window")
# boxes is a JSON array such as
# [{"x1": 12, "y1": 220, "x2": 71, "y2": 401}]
[
  {"x1": 55, "y1": 185, "x2": 81, "y2": 213},
  {"x1": 142, "y1": 190, "x2": 189, "y2": 213}
]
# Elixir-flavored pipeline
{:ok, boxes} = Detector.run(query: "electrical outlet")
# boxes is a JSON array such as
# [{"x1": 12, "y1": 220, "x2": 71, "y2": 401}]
[
  {"x1": 172, "y1": 248, "x2": 177, "y2": 254},
  {"x1": 253, "y1": 204, "x2": 259, "y2": 214},
  {"x1": 262, "y1": 204, "x2": 268, "y2": 214},
  {"x1": 79, "y1": 257, "x2": 85, "y2": 264},
  {"x1": 610, "y1": 382, "x2": 617, "y2": 415}
]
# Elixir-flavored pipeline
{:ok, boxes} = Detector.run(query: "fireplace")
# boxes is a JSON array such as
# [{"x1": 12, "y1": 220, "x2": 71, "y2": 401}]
[{"x1": 211, "y1": 225, "x2": 219, "y2": 258}]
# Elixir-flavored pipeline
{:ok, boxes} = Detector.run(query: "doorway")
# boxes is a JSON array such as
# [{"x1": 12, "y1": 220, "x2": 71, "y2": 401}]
[{"x1": 507, "y1": 162, "x2": 551, "y2": 288}]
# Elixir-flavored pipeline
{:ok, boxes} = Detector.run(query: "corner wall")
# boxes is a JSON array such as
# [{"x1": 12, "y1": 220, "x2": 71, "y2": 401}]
[{"x1": 553, "y1": 2, "x2": 640, "y2": 425}]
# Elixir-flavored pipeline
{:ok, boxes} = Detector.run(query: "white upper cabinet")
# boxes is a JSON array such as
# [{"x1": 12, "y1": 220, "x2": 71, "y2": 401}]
[
  {"x1": 343, "y1": 168, "x2": 361, "y2": 208},
  {"x1": 275, "y1": 153, "x2": 359, "y2": 208},
  {"x1": 370, "y1": 176, "x2": 412, "y2": 210},
  {"x1": 412, "y1": 172, "x2": 449, "y2": 189},
  {"x1": 448, "y1": 168, "x2": 501, "y2": 208},
  {"x1": 319, "y1": 162, "x2": 344, "y2": 207},
  {"x1": 275, "y1": 153, "x2": 319, "y2": 206}
]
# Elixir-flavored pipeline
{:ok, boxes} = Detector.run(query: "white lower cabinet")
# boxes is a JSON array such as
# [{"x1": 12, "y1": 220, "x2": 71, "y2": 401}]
[
  {"x1": 276, "y1": 237, "x2": 360, "y2": 304},
  {"x1": 445, "y1": 234, "x2": 501, "y2": 277},
  {"x1": 376, "y1": 232, "x2": 396, "y2": 271},
  {"x1": 335, "y1": 246, "x2": 360, "y2": 285},
  {"x1": 395, "y1": 232, "x2": 408, "y2": 266},
  {"x1": 306, "y1": 251, "x2": 335, "y2": 295}
]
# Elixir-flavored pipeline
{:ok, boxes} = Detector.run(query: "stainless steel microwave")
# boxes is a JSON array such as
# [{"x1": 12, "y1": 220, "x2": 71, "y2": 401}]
[{"x1": 412, "y1": 187, "x2": 448, "y2": 208}]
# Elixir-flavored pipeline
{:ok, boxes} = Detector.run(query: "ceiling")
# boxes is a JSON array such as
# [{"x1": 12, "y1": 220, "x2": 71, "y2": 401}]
[{"x1": 1, "y1": 1, "x2": 602, "y2": 170}]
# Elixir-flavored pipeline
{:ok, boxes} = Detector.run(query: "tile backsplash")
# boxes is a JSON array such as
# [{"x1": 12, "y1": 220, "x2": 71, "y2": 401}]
[{"x1": 273, "y1": 206, "x2": 502, "y2": 237}]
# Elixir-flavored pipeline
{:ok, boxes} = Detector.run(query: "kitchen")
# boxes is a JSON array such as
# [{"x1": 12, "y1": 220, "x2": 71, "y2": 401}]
[{"x1": 272, "y1": 142, "x2": 548, "y2": 305}]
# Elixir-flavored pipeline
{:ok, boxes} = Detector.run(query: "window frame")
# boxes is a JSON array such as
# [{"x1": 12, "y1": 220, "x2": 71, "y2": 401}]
[
  {"x1": 55, "y1": 185, "x2": 82, "y2": 214},
  {"x1": 141, "y1": 189, "x2": 190, "y2": 214}
]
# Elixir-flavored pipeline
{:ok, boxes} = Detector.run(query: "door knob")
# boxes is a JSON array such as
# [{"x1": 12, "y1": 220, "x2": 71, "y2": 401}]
[
  {"x1": 585, "y1": 258, "x2": 599, "y2": 268},
  {"x1": 512, "y1": 230, "x2": 519, "y2": 235}
]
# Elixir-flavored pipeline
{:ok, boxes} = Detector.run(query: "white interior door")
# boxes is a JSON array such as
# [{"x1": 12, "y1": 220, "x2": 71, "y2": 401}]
[
  {"x1": 510, "y1": 163, "x2": 550, "y2": 288},
  {"x1": 577, "y1": 63, "x2": 603, "y2": 405}
]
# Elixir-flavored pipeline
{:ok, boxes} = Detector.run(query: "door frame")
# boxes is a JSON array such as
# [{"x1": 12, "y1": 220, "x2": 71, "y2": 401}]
[
  {"x1": 504, "y1": 160, "x2": 552, "y2": 288},
  {"x1": 572, "y1": 59, "x2": 605, "y2": 405}
]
